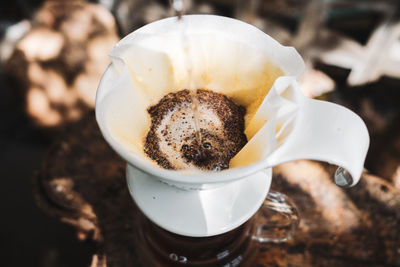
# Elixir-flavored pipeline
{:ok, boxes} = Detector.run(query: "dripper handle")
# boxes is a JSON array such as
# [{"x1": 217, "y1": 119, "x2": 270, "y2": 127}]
[{"x1": 267, "y1": 92, "x2": 369, "y2": 187}]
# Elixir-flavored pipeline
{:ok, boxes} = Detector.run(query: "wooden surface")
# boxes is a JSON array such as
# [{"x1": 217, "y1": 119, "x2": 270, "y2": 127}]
[
  {"x1": 34, "y1": 112, "x2": 400, "y2": 266},
  {"x1": 6, "y1": 0, "x2": 118, "y2": 129}
]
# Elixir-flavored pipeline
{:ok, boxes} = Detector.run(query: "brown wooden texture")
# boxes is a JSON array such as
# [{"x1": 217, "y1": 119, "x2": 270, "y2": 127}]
[
  {"x1": 6, "y1": 0, "x2": 118, "y2": 130},
  {"x1": 34, "y1": 113, "x2": 400, "y2": 266}
]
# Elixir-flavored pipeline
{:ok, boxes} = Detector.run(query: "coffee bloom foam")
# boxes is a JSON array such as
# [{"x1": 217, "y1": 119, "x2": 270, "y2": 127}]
[{"x1": 144, "y1": 89, "x2": 247, "y2": 171}]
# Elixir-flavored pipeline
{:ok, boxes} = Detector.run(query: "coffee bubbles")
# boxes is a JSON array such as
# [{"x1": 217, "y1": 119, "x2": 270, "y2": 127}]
[{"x1": 144, "y1": 89, "x2": 247, "y2": 171}]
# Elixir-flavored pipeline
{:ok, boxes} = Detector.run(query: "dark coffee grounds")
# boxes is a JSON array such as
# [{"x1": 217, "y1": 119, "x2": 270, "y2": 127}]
[{"x1": 144, "y1": 89, "x2": 247, "y2": 171}]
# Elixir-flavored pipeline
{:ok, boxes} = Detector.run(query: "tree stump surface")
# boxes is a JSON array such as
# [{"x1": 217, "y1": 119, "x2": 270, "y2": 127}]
[{"x1": 34, "y1": 112, "x2": 400, "y2": 267}]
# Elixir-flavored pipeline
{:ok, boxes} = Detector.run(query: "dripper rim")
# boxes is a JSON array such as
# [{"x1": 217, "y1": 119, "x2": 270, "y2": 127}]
[{"x1": 95, "y1": 14, "x2": 305, "y2": 185}]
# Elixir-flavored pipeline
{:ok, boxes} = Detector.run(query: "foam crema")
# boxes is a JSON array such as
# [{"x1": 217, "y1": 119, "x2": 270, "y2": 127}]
[{"x1": 144, "y1": 89, "x2": 247, "y2": 171}]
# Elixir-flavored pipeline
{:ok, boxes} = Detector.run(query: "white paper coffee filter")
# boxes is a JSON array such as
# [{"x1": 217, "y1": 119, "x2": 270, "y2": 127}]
[{"x1": 96, "y1": 15, "x2": 369, "y2": 187}]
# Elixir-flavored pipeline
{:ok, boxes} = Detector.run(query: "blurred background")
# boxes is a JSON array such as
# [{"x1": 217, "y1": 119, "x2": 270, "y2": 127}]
[{"x1": 1, "y1": 0, "x2": 399, "y2": 266}]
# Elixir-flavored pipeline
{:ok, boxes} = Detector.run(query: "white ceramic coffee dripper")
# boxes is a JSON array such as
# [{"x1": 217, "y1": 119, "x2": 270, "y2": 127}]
[{"x1": 95, "y1": 15, "x2": 369, "y2": 238}]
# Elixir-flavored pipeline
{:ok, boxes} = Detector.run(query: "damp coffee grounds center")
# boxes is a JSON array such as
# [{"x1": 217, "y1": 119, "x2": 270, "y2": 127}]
[{"x1": 144, "y1": 89, "x2": 247, "y2": 171}]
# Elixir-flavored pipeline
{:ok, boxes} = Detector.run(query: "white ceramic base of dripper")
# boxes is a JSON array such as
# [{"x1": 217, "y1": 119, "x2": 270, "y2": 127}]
[{"x1": 126, "y1": 165, "x2": 271, "y2": 237}]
